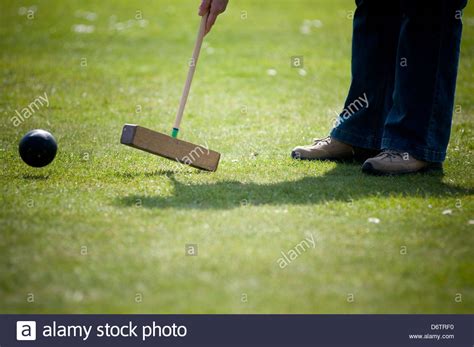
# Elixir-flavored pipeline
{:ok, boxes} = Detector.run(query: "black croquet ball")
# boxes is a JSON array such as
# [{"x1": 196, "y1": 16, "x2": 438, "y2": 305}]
[{"x1": 19, "y1": 129, "x2": 57, "y2": 167}]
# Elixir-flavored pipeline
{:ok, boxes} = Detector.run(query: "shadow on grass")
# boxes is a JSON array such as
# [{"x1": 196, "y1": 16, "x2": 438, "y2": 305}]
[
  {"x1": 114, "y1": 168, "x2": 209, "y2": 179},
  {"x1": 115, "y1": 169, "x2": 178, "y2": 179},
  {"x1": 115, "y1": 164, "x2": 473, "y2": 209},
  {"x1": 20, "y1": 173, "x2": 50, "y2": 180}
]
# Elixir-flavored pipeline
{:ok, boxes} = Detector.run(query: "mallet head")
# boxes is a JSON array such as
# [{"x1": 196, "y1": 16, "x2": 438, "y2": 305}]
[{"x1": 120, "y1": 124, "x2": 220, "y2": 172}]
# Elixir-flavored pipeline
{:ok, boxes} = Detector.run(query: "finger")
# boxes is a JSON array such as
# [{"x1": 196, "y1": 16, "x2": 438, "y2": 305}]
[
  {"x1": 199, "y1": 0, "x2": 211, "y2": 15},
  {"x1": 205, "y1": 0, "x2": 226, "y2": 34},
  {"x1": 205, "y1": 11, "x2": 218, "y2": 34},
  {"x1": 211, "y1": 0, "x2": 227, "y2": 14},
  {"x1": 219, "y1": 0, "x2": 229, "y2": 13}
]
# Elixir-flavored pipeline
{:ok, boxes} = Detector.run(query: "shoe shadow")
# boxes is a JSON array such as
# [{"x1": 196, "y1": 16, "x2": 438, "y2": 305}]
[{"x1": 115, "y1": 164, "x2": 472, "y2": 210}]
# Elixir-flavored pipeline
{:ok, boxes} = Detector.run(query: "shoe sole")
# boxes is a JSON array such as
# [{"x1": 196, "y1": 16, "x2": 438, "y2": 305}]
[{"x1": 361, "y1": 162, "x2": 444, "y2": 176}]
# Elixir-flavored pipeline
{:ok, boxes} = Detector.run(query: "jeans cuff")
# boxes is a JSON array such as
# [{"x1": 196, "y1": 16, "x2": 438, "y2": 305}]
[
  {"x1": 381, "y1": 138, "x2": 446, "y2": 163},
  {"x1": 330, "y1": 127, "x2": 381, "y2": 150}
]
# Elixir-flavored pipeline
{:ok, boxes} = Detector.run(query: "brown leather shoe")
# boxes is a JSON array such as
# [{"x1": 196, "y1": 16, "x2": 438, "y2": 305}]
[
  {"x1": 362, "y1": 150, "x2": 443, "y2": 175},
  {"x1": 291, "y1": 136, "x2": 378, "y2": 161},
  {"x1": 291, "y1": 136, "x2": 355, "y2": 161}
]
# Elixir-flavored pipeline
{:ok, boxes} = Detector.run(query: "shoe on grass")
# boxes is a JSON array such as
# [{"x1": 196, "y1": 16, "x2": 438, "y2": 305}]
[
  {"x1": 361, "y1": 150, "x2": 443, "y2": 175},
  {"x1": 291, "y1": 136, "x2": 378, "y2": 161},
  {"x1": 291, "y1": 136, "x2": 354, "y2": 161}
]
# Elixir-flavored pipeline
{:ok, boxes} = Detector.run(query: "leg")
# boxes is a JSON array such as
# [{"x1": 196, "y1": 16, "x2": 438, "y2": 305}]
[
  {"x1": 381, "y1": 0, "x2": 467, "y2": 162},
  {"x1": 331, "y1": 0, "x2": 401, "y2": 150}
]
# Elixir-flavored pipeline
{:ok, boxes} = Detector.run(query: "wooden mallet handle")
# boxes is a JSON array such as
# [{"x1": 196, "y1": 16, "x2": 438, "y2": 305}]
[{"x1": 172, "y1": 13, "x2": 208, "y2": 138}]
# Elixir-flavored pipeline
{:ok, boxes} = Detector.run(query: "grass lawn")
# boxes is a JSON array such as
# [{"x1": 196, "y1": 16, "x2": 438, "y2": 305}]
[{"x1": 1, "y1": 0, "x2": 473, "y2": 314}]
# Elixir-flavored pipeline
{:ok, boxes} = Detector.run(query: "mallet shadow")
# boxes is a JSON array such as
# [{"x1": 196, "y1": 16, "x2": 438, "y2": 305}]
[{"x1": 115, "y1": 164, "x2": 473, "y2": 210}]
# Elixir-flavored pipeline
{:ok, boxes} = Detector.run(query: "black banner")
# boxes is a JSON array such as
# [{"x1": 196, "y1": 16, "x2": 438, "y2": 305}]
[{"x1": 1, "y1": 314, "x2": 472, "y2": 346}]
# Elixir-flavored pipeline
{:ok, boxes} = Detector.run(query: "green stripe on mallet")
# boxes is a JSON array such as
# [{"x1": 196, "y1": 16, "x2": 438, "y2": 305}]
[{"x1": 171, "y1": 128, "x2": 179, "y2": 138}]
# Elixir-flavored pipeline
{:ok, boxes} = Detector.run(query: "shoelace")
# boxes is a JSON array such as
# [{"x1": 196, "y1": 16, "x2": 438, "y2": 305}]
[
  {"x1": 313, "y1": 136, "x2": 331, "y2": 145},
  {"x1": 375, "y1": 150, "x2": 404, "y2": 160}
]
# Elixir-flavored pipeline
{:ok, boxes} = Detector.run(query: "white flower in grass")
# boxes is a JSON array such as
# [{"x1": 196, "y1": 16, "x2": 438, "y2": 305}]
[
  {"x1": 300, "y1": 19, "x2": 323, "y2": 35},
  {"x1": 206, "y1": 47, "x2": 215, "y2": 55},
  {"x1": 300, "y1": 25, "x2": 311, "y2": 35},
  {"x1": 299, "y1": 69, "x2": 307, "y2": 76},
  {"x1": 18, "y1": 6, "x2": 36, "y2": 16},
  {"x1": 312, "y1": 19, "x2": 323, "y2": 28},
  {"x1": 75, "y1": 10, "x2": 97, "y2": 21},
  {"x1": 442, "y1": 209, "x2": 453, "y2": 215},
  {"x1": 267, "y1": 69, "x2": 277, "y2": 76},
  {"x1": 368, "y1": 217, "x2": 380, "y2": 224},
  {"x1": 138, "y1": 19, "x2": 149, "y2": 27},
  {"x1": 72, "y1": 24, "x2": 95, "y2": 34}
]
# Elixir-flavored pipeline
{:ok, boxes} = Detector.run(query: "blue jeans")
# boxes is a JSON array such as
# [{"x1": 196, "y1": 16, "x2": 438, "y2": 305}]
[{"x1": 331, "y1": 0, "x2": 467, "y2": 162}]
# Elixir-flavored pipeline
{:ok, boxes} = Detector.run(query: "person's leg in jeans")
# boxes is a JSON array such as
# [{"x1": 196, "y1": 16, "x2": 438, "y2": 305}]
[
  {"x1": 380, "y1": 0, "x2": 467, "y2": 163},
  {"x1": 292, "y1": 0, "x2": 467, "y2": 171},
  {"x1": 291, "y1": 0, "x2": 401, "y2": 161},
  {"x1": 330, "y1": 0, "x2": 401, "y2": 150},
  {"x1": 362, "y1": 0, "x2": 467, "y2": 174}
]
